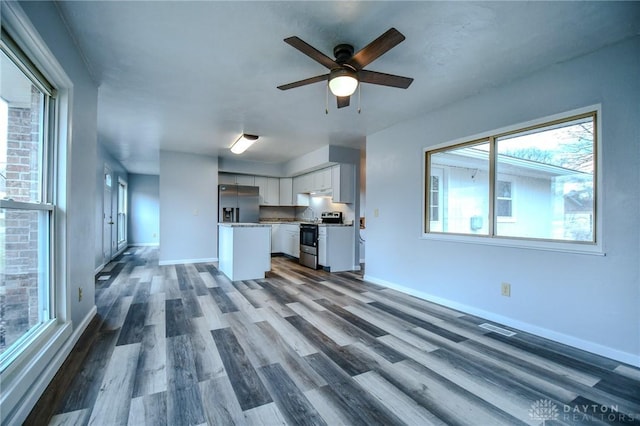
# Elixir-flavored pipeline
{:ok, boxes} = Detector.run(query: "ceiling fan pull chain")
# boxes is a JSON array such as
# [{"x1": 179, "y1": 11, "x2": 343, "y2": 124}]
[
  {"x1": 325, "y1": 83, "x2": 329, "y2": 114},
  {"x1": 358, "y1": 84, "x2": 361, "y2": 114}
]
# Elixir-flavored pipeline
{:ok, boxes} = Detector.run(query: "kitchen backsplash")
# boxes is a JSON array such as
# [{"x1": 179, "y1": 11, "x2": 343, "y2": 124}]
[{"x1": 259, "y1": 196, "x2": 355, "y2": 224}]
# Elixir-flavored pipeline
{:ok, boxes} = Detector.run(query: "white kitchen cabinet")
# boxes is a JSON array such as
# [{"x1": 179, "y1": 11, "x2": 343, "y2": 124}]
[
  {"x1": 255, "y1": 177, "x2": 280, "y2": 205},
  {"x1": 313, "y1": 168, "x2": 332, "y2": 191},
  {"x1": 279, "y1": 178, "x2": 293, "y2": 206},
  {"x1": 293, "y1": 173, "x2": 313, "y2": 194},
  {"x1": 280, "y1": 224, "x2": 300, "y2": 258},
  {"x1": 270, "y1": 224, "x2": 280, "y2": 253},
  {"x1": 319, "y1": 225, "x2": 354, "y2": 272},
  {"x1": 331, "y1": 164, "x2": 355, "y2": 203},
  {"x1": 235, "y1": 174, "x2": 255, "y2": 185},
  {"x1": 255, "y1": 176, "x2": 267, "y2": 203},
  {"x1": 218, "y1": 224, "x2": 271, "y2": 281},
  {"x1": 266, "y1": 178, "x2": 280, "y2": 205},
  {"x1": 219, "y1": 173, "x2": 256, "y2": 186},
  {"x1": 318, "y1": 227, "x2": 327, "y2": 266},
  {"x1": 218, "y1": 173, "x2": 238, "y2": 184}
]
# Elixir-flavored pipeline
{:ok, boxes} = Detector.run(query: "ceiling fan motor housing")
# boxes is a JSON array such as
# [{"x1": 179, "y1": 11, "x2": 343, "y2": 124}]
[{"x1": 333, "y1": 44, "x2": 355, "y2": 63}]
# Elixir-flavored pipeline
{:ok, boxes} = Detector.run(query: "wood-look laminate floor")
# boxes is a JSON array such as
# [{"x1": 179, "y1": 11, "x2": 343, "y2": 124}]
[{"x1": 28, "y1": 247, "x2": 640, "y2": 425}]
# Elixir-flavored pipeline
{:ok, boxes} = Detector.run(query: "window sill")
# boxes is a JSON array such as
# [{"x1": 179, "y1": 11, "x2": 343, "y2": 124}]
[{"x1": 421, "y1": 232, "x2": 605, "y2": 256}]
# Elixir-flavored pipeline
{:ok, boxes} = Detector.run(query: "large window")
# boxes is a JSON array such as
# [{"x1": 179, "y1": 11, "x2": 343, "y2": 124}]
[
  {"x1": 425, "y1": 111, "x2": 597, "y2": 245},
  {"x1": 0, "y1": 33, "x2": 56, "y2": 362}
]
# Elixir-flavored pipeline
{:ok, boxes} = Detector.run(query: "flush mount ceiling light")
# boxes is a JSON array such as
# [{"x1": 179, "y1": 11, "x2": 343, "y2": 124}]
[
  {"x1": 230, "y1": 134, "x2": 259, "y2": 154},
  {"x1": 328, "y1": 67, "x2": 358, "y2": 97}
]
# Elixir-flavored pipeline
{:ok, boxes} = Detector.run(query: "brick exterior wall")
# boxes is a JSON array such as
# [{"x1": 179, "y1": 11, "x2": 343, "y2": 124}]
[{"x1": 0, "y1": 86, "x2": 42, "y2": 353}]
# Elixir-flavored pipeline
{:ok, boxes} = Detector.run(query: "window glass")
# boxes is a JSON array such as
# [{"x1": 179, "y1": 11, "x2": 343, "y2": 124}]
[
  {"x1": 117, "y1": 180, "x2": 127, "y2": 244},
  {"x1": 495, "y1": 116, "x2": 594, "y2": 241},
  {"x1": 428, "y1": 141, "x2": 490, "y2": 235},
  {"x1": 0, "y1": 44, "x2": 53, "y2": 359},
  {"x1": 425, "y1": 112, "x2": 596, "y2": 245}
]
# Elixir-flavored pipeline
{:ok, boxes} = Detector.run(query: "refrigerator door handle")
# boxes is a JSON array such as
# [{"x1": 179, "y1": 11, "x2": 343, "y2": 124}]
[{"x1": 235, "y1": 208, "x2": 240, "y2": 222}]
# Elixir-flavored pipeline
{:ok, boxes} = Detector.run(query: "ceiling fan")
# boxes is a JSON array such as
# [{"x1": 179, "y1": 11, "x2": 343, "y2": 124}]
[{"x1": 277, "y1": 28, "x2": 413, "y2": 109}]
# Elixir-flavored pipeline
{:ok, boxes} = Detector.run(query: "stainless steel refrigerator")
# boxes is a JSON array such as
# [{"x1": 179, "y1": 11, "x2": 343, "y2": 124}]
[{"x1": 218, "y1": 184, "x2": 260, "y2": 223}]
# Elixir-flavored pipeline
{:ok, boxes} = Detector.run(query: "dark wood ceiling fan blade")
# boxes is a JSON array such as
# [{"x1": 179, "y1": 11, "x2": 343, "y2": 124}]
[
  {"x1": 337, "y1": 96, "x2": 350, "y2": 108},
  {"x1": 347, "y1": 28, "x2": 406, "y2": 70},
  {"x1": 277, "y1": 74, "x2": 329, "y2": 90},
  {"x1": 358, "y1": 69, "x2": 413, "y2": 89},
  {"x1": 284, "y1": 36, "x2": 339, "y2": 69}
]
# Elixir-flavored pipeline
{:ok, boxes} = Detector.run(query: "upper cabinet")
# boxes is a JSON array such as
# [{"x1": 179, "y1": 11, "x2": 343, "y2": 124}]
[
  {"x1": 255, "y1": 176, "x2": 280, "y2": 205},
  {"x1": 331, "y1": 164, "x2": 355, "y2": 203},
  {"x1": 279, "y1": 178, "x2": 293, "y2": 206},
  {"x1": 235, "y1": 174, "x2": 255, "y2": 186},
  {"x1": 219, "y1": 173, "x2": 255, "y2": 186},
  {"x1": 314, "y1": 168, "x2": 332, "y2": 191},
  {"x1": 292, "y1": 173, "x2": 312, "y2": 194},
  {"x1": 219, "y1": 163, "x2": 355, "y2": 206}
]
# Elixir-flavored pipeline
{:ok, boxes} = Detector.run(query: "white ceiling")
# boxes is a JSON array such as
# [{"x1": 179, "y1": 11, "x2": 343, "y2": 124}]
[{"x1": 54, "y1": 1, "x2": 640, "y2": 175}]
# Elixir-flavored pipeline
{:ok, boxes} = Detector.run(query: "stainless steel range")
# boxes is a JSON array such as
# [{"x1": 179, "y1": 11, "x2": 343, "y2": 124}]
[
  {"x1": 299, "y1": 212, "x2": 343, "y2": 269},
  {"x1": 299, "y1": 223, "x2": 319, "y2": 269}
]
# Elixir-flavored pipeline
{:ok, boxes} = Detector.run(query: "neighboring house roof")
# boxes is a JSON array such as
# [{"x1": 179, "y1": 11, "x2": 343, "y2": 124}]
[{"x1": 433, "y1": 147, "x2": 592, "y2": 179}]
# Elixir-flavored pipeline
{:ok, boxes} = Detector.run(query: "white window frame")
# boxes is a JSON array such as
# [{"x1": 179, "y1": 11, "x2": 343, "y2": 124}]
[
  {"x1": 1, "y1": 3, "x2": 75, "y2": 423},
  {"x1": 422, "y1": 105, "x2": 603, "y2": 256}
]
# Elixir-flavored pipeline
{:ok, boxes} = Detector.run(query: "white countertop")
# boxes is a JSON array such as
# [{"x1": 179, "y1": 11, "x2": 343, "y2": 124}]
[
  {"x1": 218, "y1": 222, "x2": 272, "y2": 227},
  {"x1": 260, "y1": 221, "x2": 353, "y2": 227}
]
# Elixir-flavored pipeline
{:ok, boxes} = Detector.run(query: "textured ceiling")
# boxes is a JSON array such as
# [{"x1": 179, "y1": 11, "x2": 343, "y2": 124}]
[{"x1": 54, "y1": 1, "x2": 640, "y2": 174}]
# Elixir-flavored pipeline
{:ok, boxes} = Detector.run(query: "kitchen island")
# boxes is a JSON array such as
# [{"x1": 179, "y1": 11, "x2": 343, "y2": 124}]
[{"x1": 218, "y1": 223, "x2": 271, "y2": 281}]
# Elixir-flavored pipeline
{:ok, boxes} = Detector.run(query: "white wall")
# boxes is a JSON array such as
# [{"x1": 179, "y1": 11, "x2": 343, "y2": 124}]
[
  {"x1": 366, "y1": 37, "x2": 640, "y2": 366},
  {"x1": 128, "y1": 173, "x2": 160, "y2": 246},
  {"x1": 159, "y1": 151, "x2": 218, "y2": 265}
]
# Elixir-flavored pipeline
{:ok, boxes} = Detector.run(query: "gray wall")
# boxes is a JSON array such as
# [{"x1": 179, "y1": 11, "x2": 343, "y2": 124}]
[
  {"x1": 366, "y1": 36, "x2": 640, "y2": 365},
  {"x1": 95, "y1": 142, "x2": 128, "y2": 270},
  {"x1": 159, "y1": 151, "x2": 218, "y2": 264},
  {"x1": 19, "y1": 1, "x2": 98, "y2": 329},
  {"x1": 4, "y1": 2, "x2": 98, "y2": 422},
  {"x1": 128, "y1": 174, "x2": 160, "y2": 246}
]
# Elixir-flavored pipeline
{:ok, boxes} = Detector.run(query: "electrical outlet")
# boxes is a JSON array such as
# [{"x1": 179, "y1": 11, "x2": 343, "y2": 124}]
[
  {"x1": 501, "y1": 282, "x2": 511, "y2": 297},
  {"x1": 78, "y1": 287, "x2": 83, "y2": 302},
  {"x1": 374, "y1": 208, "x2": 379, "y2": 218}
]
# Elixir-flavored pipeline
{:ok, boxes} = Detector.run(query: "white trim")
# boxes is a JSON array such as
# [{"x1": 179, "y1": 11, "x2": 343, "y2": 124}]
[
  {"x1": 364, "y1": 274, "x2": 639, "y2": 368},
  {"x1": 94, "y1": 263, "x2": 105, "y2": 275},
  {"x1": 3, "y1": 306, "x2": 97, "y2": 425},
  {"x1": 158, "y1": 257, "x2": 218, "y2": 266},
  {"x1": 128, "y1": 242, "x2": 160, "y2": 247},
  {"x1": 420, "y1": 232, "x2": 605, "y2": 256}
]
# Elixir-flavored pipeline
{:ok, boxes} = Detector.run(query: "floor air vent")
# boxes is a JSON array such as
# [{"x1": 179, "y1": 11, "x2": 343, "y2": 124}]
[{"x1": 479, "y1": 323, "x2": 516, "y2": 337}]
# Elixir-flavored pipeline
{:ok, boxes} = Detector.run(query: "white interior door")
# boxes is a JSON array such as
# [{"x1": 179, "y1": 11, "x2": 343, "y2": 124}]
[{"x1": 103, "y1": 165, "x2": 113, "y2": 265}]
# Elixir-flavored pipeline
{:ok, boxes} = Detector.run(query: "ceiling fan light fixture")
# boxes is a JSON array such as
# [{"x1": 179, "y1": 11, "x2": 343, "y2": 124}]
[
  {"x1": 328, "y1": 68, "x2": 358, "y2": 97},
  {"x1": 230, "y1": 134, "x2": 259, "y2": 154}
]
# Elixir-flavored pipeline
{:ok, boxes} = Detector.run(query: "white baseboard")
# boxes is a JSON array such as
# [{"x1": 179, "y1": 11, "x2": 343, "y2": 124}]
[
  {"x1": 364, "y1": 274, "x2": 640, "y2": 368},
  {"x1": 159, "y1": 257, "x2": 218, "y2": 266},
  {"x1": 94, "y1": 263, "x2": 105, "y2": 275},
  {"x1": 128, "y1": 243, "x2": 160, "y2": 247},
  {"x1": 4, "y1": 305, "x2": 97, "y2": 424}
]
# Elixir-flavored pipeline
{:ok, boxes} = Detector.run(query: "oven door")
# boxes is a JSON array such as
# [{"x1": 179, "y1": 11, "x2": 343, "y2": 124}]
[{"x1": 299, "y1": 224, "x2": 318, "y2": 247}]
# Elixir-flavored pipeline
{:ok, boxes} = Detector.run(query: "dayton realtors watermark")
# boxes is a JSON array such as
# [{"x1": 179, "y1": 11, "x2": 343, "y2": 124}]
[{"x1": 529, "y1": 399, "x2": 639, "y2": 423}]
